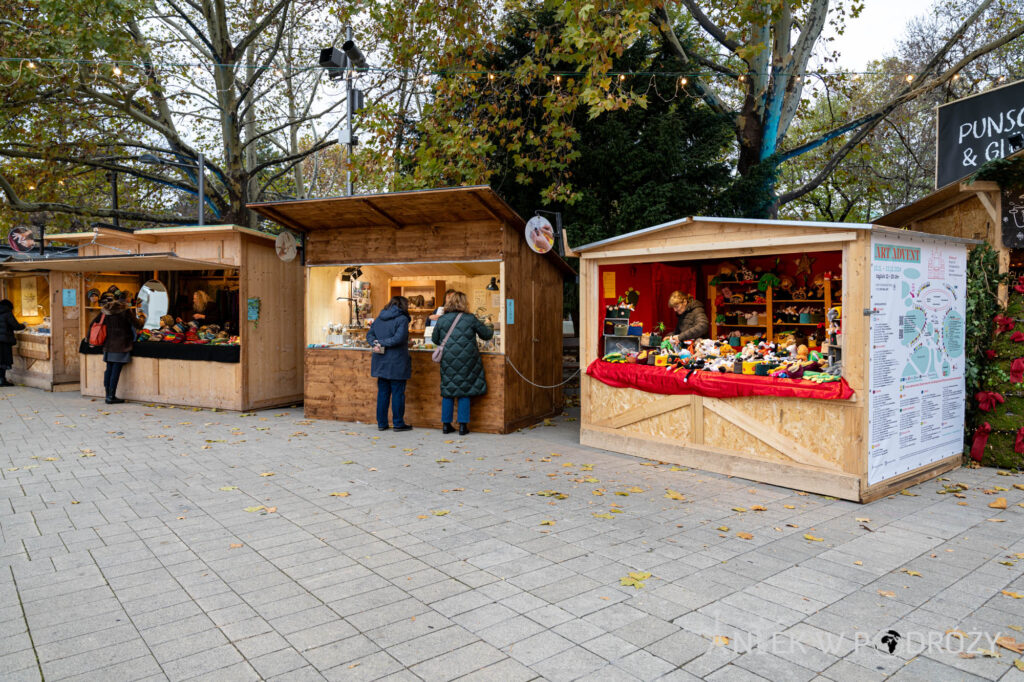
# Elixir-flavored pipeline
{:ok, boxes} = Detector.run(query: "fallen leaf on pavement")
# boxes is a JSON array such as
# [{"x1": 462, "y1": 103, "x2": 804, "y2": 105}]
[
  {"x1": 990, "y1": 497, "x2": 1007, "y2": 509},
  {"x1": 736, "y1": 532, "x2": 754, "y2": 540},
  {"x1": 804, "y1": 534, "x2": 823, "y2": 542},
  {"x1": 265, "y1": 506, "x2": 277, "y2": 513},
  {"x1": 593, "y1": 513, "x2": 614, "y2": 519},
  {"x1": 855, "y1": 517, "x2": 870, "y2": 523},
  {"x1": 664, "y1": 489, "x2": 686, "y2": 501},
  {"x1": 432, "y1": 510, "x2": 449, "y2": 516},
  {"x1": 620, "y1": 571, "x2": 651, "y2": 589},
  {"x1": 878, "y1": 590, "x2": 896, "y2": 598},
  {"x1": 540, "y1": 520, "x2": 555, "y2": 526},
  {"x1": 900, "y1": 490, "x2": 918, "y2": 496},
  {"x1": 783, "y1": 504, "x2": 795, "y2": 509},
  {"x1": 219, "y1": 486, "x2": 238, "y2": 491},
  {"x1": 946, "y1": 629, "x2": 965, "y2": 639},
  {"x1": 1014, "y1": 659, "x2": 1024, "y2": 671},
  {"x1": 750, "y1": 505, "x2": 767, "y2": 511},
  {"x1": 899, "y1": 568, "x2": 922, "y2": 577},
  {"x1": 1002, "y1": 590, "x2": 1023, "y2": 599},
  {"x1": 712, "y1": 635, "x2": 729, "y2": 646},
  {"x1": 329, "y1": 492, "x2": 350, "y2": 497},
  {"x1": 732, "y1": 507, "x2": 747, "y2": 512},
  {"x1": 997, "y1": 637, "x2": 1024, "y2": 654},
  {"x1": 243, "y1": 506, "x2": 265, "y2": 512},
  {"x1": 717, "y1": 526, "x2": 730, "y2": 532},
  {"x1": 853, "y1": 561, "x2": 863, "y2": 565},
  {"x1": 229, "y1": 543, "x2": 243, "y2": 549},
  {"x1": 259, "y1": 472, "x2": 275, "y2": 477}
]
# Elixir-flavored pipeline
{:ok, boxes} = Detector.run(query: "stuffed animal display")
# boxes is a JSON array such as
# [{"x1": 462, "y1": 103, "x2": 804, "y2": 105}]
[{"x1": 137, "y1": 318, "x2": 240, "y2": 345}]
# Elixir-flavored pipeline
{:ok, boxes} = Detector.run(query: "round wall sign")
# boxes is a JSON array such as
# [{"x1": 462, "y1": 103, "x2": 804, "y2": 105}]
[
  {"x1": 525, "y1": 215, "x2": 554, "y2": 254},
  {"x1": 275, "y1": 230, "x2": 298, "y2": 262},
  {"x1": 8, "y1": 226, "x2": 35, "y2": 252}
]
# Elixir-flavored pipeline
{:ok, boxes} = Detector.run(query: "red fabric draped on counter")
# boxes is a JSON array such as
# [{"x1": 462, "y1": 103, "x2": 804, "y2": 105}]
[{"x1": 586, "y1": 360, "x2": 855, "y2": 400}]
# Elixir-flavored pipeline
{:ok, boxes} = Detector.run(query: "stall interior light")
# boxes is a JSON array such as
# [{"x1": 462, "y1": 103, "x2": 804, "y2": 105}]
[{"x1": 486, "y1": 277, "x2": 499, "y2": 291}]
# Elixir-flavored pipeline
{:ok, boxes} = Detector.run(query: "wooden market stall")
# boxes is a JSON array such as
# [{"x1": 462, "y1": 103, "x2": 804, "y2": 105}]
[
  {"x1": 0, "y1": 264, "x2": 81, "y2": 391},
  {"x1": 4, "y1": 225, "x2": 303, "y2": 410},
  {"x1": 250, "y1": 186, "x2": 574, "y2": 433},
  {"x1": 572, "y1": 216, "x2": 976, "y2": 502}
]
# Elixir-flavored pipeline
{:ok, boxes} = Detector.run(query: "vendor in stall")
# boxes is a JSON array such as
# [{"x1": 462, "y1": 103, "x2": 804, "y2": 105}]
[
  {"x1": 668, "y1": 290, "x2": 709, "y2": 342},
  {"x1": 188, "y1": 290, "x2": 219, "y2": 326}
]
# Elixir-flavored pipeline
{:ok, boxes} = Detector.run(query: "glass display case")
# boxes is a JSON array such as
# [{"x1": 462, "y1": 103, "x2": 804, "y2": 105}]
[{"x1": 306, "y1": 263, "x2": 504, "y2": 353}]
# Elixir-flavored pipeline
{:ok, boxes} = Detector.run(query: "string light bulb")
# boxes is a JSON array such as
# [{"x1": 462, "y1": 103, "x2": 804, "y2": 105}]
[
  {"x1": 27, "y1": 61, "x2": 36, "y2": 69},
  {"x1": 680, "y1": 77, "x2": 688, "y2": 86},
  {"x1": 274, "y1": 68, "x2": 283, "y2": 77},
  {"x1": 488, "y1": 72, "x2": 495, "y2": 81},
  {"x1": 28, "y1": 183, "x2": 35, "y2": 190},
  {"x1": 112, "y1": 65, "x2": 122, "y2": 76},
  {"x1": 555, "y1": 75, "x2": 561, "y2": 84},
  {"x1": 619, "y1": 74, "x2": 626, "y2": 81},
  {"x1": 905, "y1": 74, "x2": 914, "y2": 82},
  {"x1": 952, "y1": 73, "x2": 960, "y2": 80},
  {"x1": 738, "y1": 74, "x2": 746, "y2": 82}
]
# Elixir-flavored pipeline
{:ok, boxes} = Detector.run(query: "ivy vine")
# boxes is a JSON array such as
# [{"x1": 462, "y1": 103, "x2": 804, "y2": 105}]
[{"x1": 964, "y1": 242, "x2": 1008, "y2": 440}]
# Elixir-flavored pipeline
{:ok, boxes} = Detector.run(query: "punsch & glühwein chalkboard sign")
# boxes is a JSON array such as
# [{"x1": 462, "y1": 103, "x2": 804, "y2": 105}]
[{"x1": 936, "y1": 79, "x2": 1024, "y2": 189}]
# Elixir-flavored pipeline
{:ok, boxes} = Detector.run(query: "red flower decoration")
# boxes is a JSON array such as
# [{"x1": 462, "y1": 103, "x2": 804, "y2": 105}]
[
  {"x1": 1016, "y1": 427, "x2": 1024, "y2": 455},
  {"x1": 975, "y1": 391, "x2": 1005, "y2": 412},
  {"x1": 970, "y1": 422, "x2": 992, "y2": 462},
  {"x1": 985, "y1": 350, "x2": 997, "y2": 360},
  {"x1": 1012, "y1": 331, "x2": 1024, "y2": 343},
  {"x1": 994, "y1": 315, "x2": 1017, "y2": 334},
  {"x1": 1011, "y1": 357, "x2": 1024, "y2": 383}
]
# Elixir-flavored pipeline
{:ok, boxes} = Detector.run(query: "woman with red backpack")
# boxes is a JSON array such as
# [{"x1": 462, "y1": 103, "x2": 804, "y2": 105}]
[{"x1": 89, "y1": 291, "x2": 143, "y2": 404}]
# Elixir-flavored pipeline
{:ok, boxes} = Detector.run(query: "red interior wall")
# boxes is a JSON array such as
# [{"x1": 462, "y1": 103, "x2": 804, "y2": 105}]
[
  {"x1": 598, "y1": 263, "x2": 696, "y2": 333},
  {"x1": 598, "y1": 251, "x2": 842, "y2": 339}
]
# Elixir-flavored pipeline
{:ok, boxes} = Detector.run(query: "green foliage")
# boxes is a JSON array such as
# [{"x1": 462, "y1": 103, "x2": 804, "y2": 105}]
[
  {"x1": 964, "y1": 243, "x2": 1010, "y2": 459},
  {"x1": 965, "y1": 244, "x2": 1008, "y2": 401},
  {"x1": 970, "y1": 156, "x2": 1024, "y2": 188}
]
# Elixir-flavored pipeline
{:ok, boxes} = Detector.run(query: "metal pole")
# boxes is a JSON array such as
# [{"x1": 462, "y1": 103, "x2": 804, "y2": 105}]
[
  {"x1": 109, "y1": 171, "x2": 120, "y2": 229},
  {"x1": 197, "y1": 152, "x2": 205, "y2": 225},
  {"x1": 345, "y1": 25, "x2": 353, "y2": 197}
]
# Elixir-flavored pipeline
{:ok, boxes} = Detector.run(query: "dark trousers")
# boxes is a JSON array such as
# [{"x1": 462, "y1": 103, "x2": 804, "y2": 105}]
[
  {"x1": 376, "y1": 378, "x2": 407, "y2": 428},
  {"x1": 441, "y1": 396, "x2": 470, "y2": 424},
  {"x1": 104, "y1": 362, "x2": 125, "y2": 398}
]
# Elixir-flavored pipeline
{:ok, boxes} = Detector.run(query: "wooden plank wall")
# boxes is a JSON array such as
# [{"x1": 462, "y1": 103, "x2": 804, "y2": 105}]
[
  {"x1": 77, "y1": 234, "x2": 242, "y2": 267},
  {"x1": 240, "y1": 235, "x2": 304, "y2": 410},
  {"x1": 304, "y1": 349, "x2": 507, "y2": 432},
  {"x1": 80, "y1": 354, "x2": 243, "y2": 410},
  {"x1": 305, "y1": 221, "x2": 504, "y2": 265},
  {"x1": 501, "y1": 225, "x2": 564, "y2": 428}
]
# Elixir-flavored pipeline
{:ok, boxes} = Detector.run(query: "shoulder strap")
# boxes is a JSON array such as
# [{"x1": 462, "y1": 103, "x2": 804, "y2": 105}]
[{"x1": 439, "y1": 313, "x2": 463, "y2": 348}]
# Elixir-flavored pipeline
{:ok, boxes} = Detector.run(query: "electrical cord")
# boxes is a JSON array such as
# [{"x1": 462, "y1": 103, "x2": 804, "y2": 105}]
[{"x1": 504, "y1": 356, "x2": 582, "y2": 389}]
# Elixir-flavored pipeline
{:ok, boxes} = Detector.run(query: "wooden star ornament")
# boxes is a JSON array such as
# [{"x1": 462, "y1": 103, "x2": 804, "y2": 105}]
[{"x1": 795, "y1": 253, "x2": 815, "y2": 277}]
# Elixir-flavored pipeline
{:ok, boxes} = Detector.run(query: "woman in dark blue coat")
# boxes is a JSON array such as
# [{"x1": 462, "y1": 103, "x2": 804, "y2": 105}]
[{"x1": 366, "y1": 296, "x2": 413, "y2": 431}]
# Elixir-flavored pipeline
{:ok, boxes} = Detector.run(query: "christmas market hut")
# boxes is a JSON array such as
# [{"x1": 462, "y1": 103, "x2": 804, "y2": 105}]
[
  {"x1": 3, "y1": 225, "x2": 304, "y2": 410},
  {"x1": 878, "y1": 153, "x2": 1024, "y2": 468},
  {"x1": 571, "y1": 216, "x2": 977, "y2": 502},
  {"x1": 0, "y1": 245, "x2": 82, "y2": 391},
  {"x1": 249, "y1": 186, "x2": 574, "y2": 434}
]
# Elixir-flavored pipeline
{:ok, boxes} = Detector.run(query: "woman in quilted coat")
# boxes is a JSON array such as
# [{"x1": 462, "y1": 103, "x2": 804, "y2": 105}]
[
  {"x1": 431, "y1": 291, "x2": 493, "y2": 435},
  {"x1": 0, "y1": 299, "x2": 26, "y2": 387}
]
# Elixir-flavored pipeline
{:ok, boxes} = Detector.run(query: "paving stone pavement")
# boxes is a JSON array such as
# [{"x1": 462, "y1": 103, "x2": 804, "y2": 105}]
[{"x1": 1, "y1": 386, "x2": 1023, "y2": 681}]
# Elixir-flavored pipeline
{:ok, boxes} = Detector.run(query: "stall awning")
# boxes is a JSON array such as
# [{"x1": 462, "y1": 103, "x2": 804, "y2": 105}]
[{"x1": 1, "y1": 253, "x2": 230, "y2": 272}]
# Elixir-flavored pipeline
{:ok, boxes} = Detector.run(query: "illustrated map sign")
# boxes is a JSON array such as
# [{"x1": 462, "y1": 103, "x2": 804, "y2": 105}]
[
  {"x1": 1003, "y1": 185, "x2": 1024, "y2": 248},
  {"x1": 935, "y1": 78, "x2": 1024, "y2": 189},
  {"x1": 525, "y1": 215, "x2": 554, "y2": 254},
  {"x1": 7, "y1": 226, "x2": 35, "y2": 252},
  {"x1": 867, "y1": 233, "x2": 967, "y2": 485}
]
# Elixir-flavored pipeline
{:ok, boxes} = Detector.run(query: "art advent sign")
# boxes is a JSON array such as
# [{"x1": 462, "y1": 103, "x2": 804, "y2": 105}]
[{"x1": 936, "y1": 79, "x2": 1024, "y2": 189}]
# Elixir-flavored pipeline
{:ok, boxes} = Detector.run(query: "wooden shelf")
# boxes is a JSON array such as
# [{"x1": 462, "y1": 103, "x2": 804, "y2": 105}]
[{"x1": 709, "y1": 269, "x2": 841, "y2": 343}]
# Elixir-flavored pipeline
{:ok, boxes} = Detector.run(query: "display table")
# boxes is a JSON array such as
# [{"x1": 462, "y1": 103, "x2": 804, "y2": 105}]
[
  {"x1": 79, "y1": 340, "x2": 240, "y2": 363},
  {"x1": 305, "y1": 348, "x2": 509, "y2": 432},
  {"x1": 586, "y1": 360, "x2": 854, "y2": 401}
]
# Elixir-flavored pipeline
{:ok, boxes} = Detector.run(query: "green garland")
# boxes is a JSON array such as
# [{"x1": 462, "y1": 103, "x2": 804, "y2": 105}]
[
  {"x1": 964, "y1": 243, "x2": 1008, "y2": 448},
  {"x1": 967, "y1": 155, "x2": 1024, "y2": 187}
]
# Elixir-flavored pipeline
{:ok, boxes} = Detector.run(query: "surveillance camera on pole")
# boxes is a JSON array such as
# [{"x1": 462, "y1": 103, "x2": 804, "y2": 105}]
[
  {"x1": 318, "y1": 47, "x2": 347, "y2": 80},
  {"x1": 341, "y1": 40, "x2": 368, "y2": 70}
]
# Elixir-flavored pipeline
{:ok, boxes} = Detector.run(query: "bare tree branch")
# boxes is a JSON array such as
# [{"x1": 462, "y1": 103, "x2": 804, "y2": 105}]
[{"x1": 680, "y1": 0, "x2": 739, "y2": 52}]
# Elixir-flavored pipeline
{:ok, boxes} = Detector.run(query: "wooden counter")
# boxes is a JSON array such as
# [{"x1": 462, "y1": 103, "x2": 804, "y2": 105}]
[
  {"x1": 81, "y1": 353, "x2": 245, "y2": 410},
  {"x1": 305, "y1": 348, "x2": 515, "y2": 433}
]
